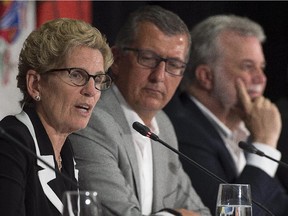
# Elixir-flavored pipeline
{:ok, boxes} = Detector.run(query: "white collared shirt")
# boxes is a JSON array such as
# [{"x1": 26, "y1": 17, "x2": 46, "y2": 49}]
[
  {"x1": 113, "y1": 85, "x2": 159, "y2": 215},
  {"x1": 190, "y1": 96, "x2": 281, "y2": 177}
]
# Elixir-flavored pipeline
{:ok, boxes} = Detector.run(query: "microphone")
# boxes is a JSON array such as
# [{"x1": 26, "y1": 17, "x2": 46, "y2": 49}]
[
  {"x1": 239, "y1": 141, "x2": 288, "y2": 169},
  {"x1": 133, "y1": 121, "x2": 225, "y2": 183},
  {"x1": 132, "y1": 121, "x2": 275, "y2": 216},
  {"x1": 132, "y1": 121, "x2": 159, "y2": 141},
  {"x1": 0, "y1": 126, "x2": 79, "y2": 188}
]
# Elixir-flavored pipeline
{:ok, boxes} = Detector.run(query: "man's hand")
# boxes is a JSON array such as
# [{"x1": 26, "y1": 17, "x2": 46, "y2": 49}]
[{"x1": 236, "y1": 78, "x2": 281, "y2": 147}]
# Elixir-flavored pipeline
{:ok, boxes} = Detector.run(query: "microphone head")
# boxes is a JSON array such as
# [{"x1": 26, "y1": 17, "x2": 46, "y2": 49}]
[
  {"x1": 132, "y1": 122, "x2": 150, "y2": 136},
  {"x1": 132, "y1": 121, "x2": 159, "y2": 141},
  {"x1": 238, "y1": 141, "x2": 265, "y2": 156},
  {"x1": 238, "y1": 141, "x2": 257, "y2": 153}
]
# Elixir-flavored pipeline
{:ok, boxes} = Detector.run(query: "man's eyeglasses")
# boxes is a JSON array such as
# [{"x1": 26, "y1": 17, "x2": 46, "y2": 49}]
[
  {"x1": 123, "y1": 47, "x2": 187, "y2": 76},
  {"x1": 44, "y1": 68, "x2": 112, "y2": 91}
]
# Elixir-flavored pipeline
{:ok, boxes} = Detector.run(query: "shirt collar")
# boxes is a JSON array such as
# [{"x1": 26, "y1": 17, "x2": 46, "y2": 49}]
[
  {"x1": 189, "y1": 95, "x2": 250, "y2": 139},
  {"x1": 189, "y1": 95, "x2": 232, "y2": 138}
]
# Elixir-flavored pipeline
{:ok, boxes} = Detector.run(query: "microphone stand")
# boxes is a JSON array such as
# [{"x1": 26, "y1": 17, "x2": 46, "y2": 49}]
[
  {"x1": 239, "y1": 141, "x2": 288, "y2": 169},
  {"x1": 265, "y1": 155, "x2": 288, "y2": 168},
  {"x1": 155, "y1": 135, "x2": 225, "y2": 184}
]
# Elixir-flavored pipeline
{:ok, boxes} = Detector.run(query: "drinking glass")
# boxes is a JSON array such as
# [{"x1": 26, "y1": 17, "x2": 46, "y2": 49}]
[
  {"x1": 62, "y1": 191, "x2": 102, "y2": 216},
  {"x1": 216, "y1": 184, "x2": 252, "y2": 216}
]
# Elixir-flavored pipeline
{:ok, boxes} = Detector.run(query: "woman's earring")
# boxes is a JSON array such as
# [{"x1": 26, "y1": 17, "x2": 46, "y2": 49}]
[{"x1": 34, "y1": 95, "x2": 41, "y2": 101}]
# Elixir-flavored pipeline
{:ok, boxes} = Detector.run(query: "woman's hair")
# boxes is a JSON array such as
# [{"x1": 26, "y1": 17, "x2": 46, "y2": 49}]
[
  {"x1": 184, "y1": 14, "x2": 266, "y2": 84},
  {"x1": 17, "y1": 18, "x2": 113, "y2": 106}
]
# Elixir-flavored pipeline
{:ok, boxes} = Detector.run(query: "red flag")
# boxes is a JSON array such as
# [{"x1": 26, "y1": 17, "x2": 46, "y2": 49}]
[{"x1": 37, "y1": 1, "x2": 92, "y2": 27}]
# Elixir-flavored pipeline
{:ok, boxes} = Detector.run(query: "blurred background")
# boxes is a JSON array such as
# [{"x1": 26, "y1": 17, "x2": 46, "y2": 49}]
[{"x1": 1, "y1": 1, "x2": 288, "y2": 119}]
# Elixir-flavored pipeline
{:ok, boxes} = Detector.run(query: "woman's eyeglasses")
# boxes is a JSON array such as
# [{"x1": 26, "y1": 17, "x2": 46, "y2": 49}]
[{"x1": 44, "y1": 68, "x2": 112, "y2": 91}]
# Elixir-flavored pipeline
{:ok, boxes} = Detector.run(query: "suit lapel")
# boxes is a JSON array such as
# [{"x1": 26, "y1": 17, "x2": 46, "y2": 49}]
[
  {"x1": 15, "y1": 111, "x2": 63, "y2": 213},
  {"x1": 100, "y1": 88, "x2": 142, "y2": 200},
  {"x1": 180, "y1": 93, "x2": 238, "y2": 175},
  {"x1": 151, "y1": 137, "x2": 167, "y2": 210},
  {"x1": 122, "y1": 132, "x2": 142, "y2": 200}
]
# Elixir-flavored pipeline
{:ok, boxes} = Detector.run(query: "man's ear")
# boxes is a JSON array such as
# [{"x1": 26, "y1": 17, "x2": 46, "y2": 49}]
[
  {"x1": 26, "y1": 70, "x2": 41, "y2": 99},
  {"x1": 195, "y1": 65, "x2": 213, "y2": 90}
]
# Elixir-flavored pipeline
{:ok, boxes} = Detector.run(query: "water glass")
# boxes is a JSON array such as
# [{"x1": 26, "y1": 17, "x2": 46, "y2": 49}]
[
  {"x1": 62, "y1": 191, "x2": 102, "y2": 216},
  {"x1": 216, "y1": 184, "x2": 252, "y2": 216}
]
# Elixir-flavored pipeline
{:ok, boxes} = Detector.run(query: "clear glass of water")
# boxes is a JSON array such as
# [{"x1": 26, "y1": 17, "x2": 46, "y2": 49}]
[
  {"x1": 62, "y1": 191, "x2": 102, "y2": 216},
  {"x1": 216, "y1": 184, "x2": 252, "y2": 216}
]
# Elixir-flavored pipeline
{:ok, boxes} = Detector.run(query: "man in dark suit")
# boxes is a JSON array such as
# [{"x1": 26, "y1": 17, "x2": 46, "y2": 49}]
[{"x1": 164, "y1": 15, "x2": 288, "y2": 216}]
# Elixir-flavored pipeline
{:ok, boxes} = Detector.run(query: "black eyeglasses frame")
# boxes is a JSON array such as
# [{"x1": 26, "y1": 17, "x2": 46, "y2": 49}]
[{"x1": 44, "y1": 68, "x2": 112, "y2": 91}]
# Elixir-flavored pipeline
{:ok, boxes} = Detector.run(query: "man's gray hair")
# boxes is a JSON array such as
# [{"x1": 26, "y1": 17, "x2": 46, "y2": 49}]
[{"x1": 185, "y1": 14, "x2": 266, "y2": 83}]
